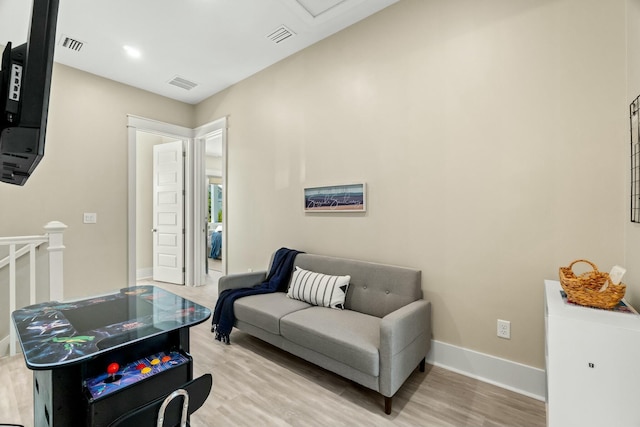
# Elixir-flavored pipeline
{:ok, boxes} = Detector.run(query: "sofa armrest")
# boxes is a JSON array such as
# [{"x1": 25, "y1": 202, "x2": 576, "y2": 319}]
[
  {"x1": 379, "y1": 299, "x2": 431, "y2": 397},
  {"x1": 218, "y1": 271, "x2": 267, "y2": 295}
]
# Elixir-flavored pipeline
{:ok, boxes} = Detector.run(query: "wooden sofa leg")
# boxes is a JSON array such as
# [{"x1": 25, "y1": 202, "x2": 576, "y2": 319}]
[
  {"x1": 384, "y1": 396, "x2": 392, "y2": 415},
  {"x1": 419, "y1": 357, "x2": 426, "y2": 372}
]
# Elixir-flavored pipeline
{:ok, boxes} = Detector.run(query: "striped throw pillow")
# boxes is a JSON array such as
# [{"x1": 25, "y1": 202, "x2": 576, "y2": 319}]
[{"x1": 287, "y1": 267, "x2": 350, "y2": 309}]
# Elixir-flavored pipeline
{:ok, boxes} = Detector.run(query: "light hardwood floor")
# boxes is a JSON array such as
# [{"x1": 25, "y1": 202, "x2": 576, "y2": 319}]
[{"x1": 0, "y1": 280, "x2": 546, "y2": 427}]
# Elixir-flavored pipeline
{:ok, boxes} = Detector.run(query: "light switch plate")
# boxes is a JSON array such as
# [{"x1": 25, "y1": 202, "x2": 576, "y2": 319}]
[{"x1": 83, "y1": 213, "x2": 97, "y2": 224}]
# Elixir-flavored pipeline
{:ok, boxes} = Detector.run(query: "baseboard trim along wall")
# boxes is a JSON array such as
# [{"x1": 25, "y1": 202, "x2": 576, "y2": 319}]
[
  {"x1": 0, "y1": 335, "x2": 24, "y2": 357},
  {"x1": 137, "y1": 268, "x2": 153, "y2": 281},
  {"x1": 1, "y1": 332, "x2": 545, "y2": 400},
  {"x1": 0, "y1": 335, "x2": 12, "y2": 358},
  {"x1": 427, "y1": 340, "x2": 546, "y2": 401},
  {"x1": 0, "y1": 335, "x2": 546, "y2": 401}
]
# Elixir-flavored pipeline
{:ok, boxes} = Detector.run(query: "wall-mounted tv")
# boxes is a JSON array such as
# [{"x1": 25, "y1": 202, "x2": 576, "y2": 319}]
[{"x1": 0, "y1": 0, "x2": 59, "y2": 186}]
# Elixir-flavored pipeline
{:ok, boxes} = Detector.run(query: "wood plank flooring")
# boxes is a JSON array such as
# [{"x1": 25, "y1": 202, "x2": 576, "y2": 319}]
[{"x1": 0, "y1": 280, "x2": 546, "y2": 426}]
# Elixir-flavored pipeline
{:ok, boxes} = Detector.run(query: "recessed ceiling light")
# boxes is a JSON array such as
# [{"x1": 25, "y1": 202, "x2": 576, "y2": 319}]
[{"x1": 123, "y1": 45, "x2": 141, "y2": 59}]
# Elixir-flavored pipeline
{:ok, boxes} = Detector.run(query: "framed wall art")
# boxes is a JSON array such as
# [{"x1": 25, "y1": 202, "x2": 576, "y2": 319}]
[{"x1": 303, "y1": 183, "x2": 366, "y2": 213}]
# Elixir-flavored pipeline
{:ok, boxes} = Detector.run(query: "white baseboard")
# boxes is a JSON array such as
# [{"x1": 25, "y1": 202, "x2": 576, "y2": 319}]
[
  {"x1": 137, "y1": 268, "x2": 153, "y2": 280},
  {"x1": 0, "y1": 335, "x2": 20, "y2": 358},
  {"x1": 1, "y1": 332, "x2": 544, "y2": 401},
  {"x1": 427, "y1": 340, "x2": 546, "y2": 401},
  {"x1": 0, "y1": 335, "x2": 8, "y2": 357}
]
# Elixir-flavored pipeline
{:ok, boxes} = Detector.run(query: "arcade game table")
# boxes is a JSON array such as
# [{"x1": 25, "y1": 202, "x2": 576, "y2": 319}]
[{"x1": 11, "y1": 285, "x2": 212, "y2": 426}]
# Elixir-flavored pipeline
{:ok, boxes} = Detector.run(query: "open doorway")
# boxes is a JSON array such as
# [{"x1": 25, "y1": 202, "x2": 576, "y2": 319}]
[
  {"x1": 127, "y1": 115, "x2": 192, "y2": 286},
  {"x1": 128, "y1": 115, "x2": 227, "y2": 287},
  {"x1": 194, "y1": 118, "x2": 227, "y2": 287},
  {"x1": 206, "y1": 133, "x2": 223, "y2": 276}
]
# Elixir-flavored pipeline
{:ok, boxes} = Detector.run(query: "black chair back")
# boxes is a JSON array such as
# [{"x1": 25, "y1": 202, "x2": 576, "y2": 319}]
[{"x1": 108, "y1": 373, "x2": 212, "y2": 427}]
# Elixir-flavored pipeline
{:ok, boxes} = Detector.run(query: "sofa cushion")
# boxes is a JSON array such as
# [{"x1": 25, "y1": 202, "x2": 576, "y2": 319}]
[
  {"x1": 280, "y1": 307, "x2": 380, "y2": 376},
  {"x1": 234, "y1": 292, "x2": 311, "y2": 335},
  {"x1": 293, "y1": 253, "x2": 422, "y2": 318},
  {"x1": 287, "y1": 267, "x2": 350, "y2": 309}
]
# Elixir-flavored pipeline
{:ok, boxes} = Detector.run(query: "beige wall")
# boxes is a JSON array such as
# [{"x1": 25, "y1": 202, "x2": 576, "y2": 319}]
[
  {"x1": 0, "y1": 62, "x2": 194, "y2": 300},
  {"x1": 0, "y1": 0, "x2": 631, "y2": 369},
  {"x1": 196, "y1": 0, "x2": 628, "y2": 368},
  {"x1": 626, "y1": 0, "x2": 640, "y2": 306}
]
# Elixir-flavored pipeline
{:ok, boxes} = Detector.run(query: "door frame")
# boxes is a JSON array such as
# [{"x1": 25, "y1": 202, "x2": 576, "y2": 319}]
[
  {"x1": 193, "y1": 117, "x2": 228, "y2": 286},
  {"x1": 127, "y1": 115, "x2": 227, "y2": 287},
  {"x1": 127, "y1": 115, "x2": 193, "y2": 286}
]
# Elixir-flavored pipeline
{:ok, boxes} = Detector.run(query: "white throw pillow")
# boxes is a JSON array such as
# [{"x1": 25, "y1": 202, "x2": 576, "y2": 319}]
[{"x1": 287, "y1": 266, "x2": 350, "y2": 309}]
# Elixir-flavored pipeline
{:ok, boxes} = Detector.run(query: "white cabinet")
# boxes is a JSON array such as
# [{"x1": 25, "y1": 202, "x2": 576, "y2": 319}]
[{"x1": 545, "y1": 280, "x2": 640, "y2": 427}]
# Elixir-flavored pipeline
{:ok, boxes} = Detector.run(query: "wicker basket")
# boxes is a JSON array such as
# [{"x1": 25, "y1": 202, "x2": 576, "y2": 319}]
[{"x1": 558, "y1": 259, "x2": 626, "y2": 309}]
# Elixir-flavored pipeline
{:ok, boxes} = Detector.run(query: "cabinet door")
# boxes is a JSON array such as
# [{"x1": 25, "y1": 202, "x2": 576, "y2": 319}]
[{"x1": 547, "y1": 316, "x2": 640, "y2": 427}]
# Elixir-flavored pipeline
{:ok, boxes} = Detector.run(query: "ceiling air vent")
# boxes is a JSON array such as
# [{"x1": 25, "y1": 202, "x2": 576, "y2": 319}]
[
  {"x1": 59, "y1": 35, "x2": 85, "y2": 52},
  {"x1": 168, "y1": 76, "x2": 198, "y2": 91},
  {"x1": 267, "y1": 25, "x2": 295, "y2": 44}
]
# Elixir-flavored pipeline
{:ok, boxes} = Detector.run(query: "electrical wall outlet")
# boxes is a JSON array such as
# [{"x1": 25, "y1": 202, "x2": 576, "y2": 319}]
[{"x1": 497, "y1": 319, "x2": 511, "y2": 339}]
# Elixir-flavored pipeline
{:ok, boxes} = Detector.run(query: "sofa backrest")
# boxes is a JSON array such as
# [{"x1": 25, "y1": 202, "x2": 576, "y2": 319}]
[{"x1": 292, "y1": 253, "x2": 422, "y2": 318}]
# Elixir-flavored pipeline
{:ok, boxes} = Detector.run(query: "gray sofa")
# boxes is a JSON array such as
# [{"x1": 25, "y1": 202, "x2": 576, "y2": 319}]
[{"x1": 218, "y1": 252, "x2": 432, "y2": 414}]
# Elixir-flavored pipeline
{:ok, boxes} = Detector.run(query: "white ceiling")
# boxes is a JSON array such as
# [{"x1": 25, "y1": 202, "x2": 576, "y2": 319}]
[{"x1": 0, "y1": 0, "x2": 398, "y2": 104}]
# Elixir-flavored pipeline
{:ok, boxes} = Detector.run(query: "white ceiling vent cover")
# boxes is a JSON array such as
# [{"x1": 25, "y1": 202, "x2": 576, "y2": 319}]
[
  {"x1": 59, "y1": 35, "x2": 85, "y2": 52},
  {"x1": 168, "y1": 76, "x2": 198, "y2": 91},
  {"x1": 267, "y1": 26, "x2": 296, "y2": 44}
]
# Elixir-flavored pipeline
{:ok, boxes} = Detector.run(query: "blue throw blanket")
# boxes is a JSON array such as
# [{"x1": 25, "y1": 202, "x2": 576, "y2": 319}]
[{"x1": 211, "y1": 247, "x2": 303, "y2": 344}]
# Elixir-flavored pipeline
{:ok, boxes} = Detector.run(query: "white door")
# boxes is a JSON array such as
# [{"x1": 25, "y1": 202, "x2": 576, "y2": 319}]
[{"x1": 152, "y1": 140, "x2": 184, "y2": 284}]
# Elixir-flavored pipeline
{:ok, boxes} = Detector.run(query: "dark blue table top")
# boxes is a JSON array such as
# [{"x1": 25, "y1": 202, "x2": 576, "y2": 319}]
[{"x1": 12, "y1": 285, "x2": 211, "y2": 369}]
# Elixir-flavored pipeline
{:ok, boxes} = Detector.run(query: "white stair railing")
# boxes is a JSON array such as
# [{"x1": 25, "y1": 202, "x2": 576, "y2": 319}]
[{"x1": 1, "y1": 221, "x2": 67, "y2": 356}]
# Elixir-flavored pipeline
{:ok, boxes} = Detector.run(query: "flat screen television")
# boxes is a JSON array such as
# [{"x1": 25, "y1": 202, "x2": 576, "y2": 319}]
[{"x1": 0, "y1": 0, "x2": 59, "y2": 185}]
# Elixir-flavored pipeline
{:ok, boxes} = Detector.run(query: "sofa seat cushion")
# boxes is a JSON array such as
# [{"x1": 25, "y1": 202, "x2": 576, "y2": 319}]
[
  {"x1": 234, "y1": 292, "x2": 311, "y2": 335},
  {"x1": 280, "y1": 307, "x2": 381, "y2": 376}
]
